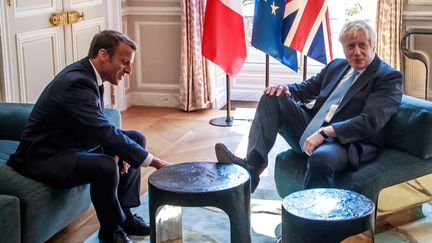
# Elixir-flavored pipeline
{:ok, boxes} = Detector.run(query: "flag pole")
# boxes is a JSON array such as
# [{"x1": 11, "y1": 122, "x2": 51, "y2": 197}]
[
  {"x1": 303, "y1": 55, "x2": 307, "y2": 80},
  {"x1": 265, "y1": 54, "x2": 270, "y2": 87},
  {"x1": 209, "y1": 74, "x2": 249, "y2": 127}
]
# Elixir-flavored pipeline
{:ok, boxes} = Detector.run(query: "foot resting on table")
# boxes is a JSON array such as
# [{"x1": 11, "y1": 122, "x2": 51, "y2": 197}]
[{"x1": 215, "y1": 143, "x2": 260, "y2": 193}]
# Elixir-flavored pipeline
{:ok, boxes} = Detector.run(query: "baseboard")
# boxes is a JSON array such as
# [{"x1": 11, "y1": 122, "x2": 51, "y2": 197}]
[{"x1": 126, "y1": 91, "x2": 179, "y2": 108}]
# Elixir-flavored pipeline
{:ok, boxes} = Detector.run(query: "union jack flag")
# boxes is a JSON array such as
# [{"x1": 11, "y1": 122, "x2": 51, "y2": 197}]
[{"x1": 283, "y1": 0, "x2": 333, "y2": 64}]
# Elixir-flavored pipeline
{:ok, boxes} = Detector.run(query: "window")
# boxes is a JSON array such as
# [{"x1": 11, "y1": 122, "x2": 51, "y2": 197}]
[
  {"x1": 230, "y1": 0, "x2": 377, "y2": 101},
  {"x1": 242, "y1": 0, "x2": 377, "y2": 69}
]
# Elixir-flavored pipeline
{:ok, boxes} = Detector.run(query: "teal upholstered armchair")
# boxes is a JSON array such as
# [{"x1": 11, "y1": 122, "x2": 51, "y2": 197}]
[
  {"x1": 0, "y1": 103, "x2": 121, "y2": 243},
  {"x1": 274, "y1": 95, "x2": 432, "y2": 215}
]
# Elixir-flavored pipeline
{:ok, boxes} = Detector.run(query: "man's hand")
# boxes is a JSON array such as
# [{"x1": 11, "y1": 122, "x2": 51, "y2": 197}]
[
  {"x1": 302, "y1": 132, "x2": 325, "y2": 156},
  {"x1": 121, "y1": 161, "x2": 130, "y2": 174},
  {"x1": 302, "y1": 126, "x2": 335, "y2": 155},
  {"x1": 114, "y1": 155, "x2": 131, "y2": 174},
  {"x1": 149, "y1": 157, "x2": 171, "y2": 170},
  {"x1": 264, "y1": 84, "x2": 291, "y2": 96}
]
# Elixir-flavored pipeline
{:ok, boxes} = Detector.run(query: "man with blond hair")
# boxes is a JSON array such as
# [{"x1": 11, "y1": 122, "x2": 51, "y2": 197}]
[{"x1": 216, "y1": 20, "x2": 403, "y2": 193}]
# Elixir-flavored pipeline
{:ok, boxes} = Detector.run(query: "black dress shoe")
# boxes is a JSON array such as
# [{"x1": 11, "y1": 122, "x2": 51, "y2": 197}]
[
  {"x1": 215, "y1": 143, "x2": 247, "y2": 166},
  {"x1": 99, "y1": 227, "x2": 132, "y2": 243},
  {"x1": 215, "y1": 143, "x2": 260, "y2": 192},
  {"x1": 123, "y1": 214, "x2": 151, "y2": 236}
]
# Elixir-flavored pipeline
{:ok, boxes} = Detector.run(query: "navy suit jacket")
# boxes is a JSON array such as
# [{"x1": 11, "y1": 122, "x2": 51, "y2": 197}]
[
  {"x1": 8, "y1": 58, "x2": 148, "y2": 178},
  {"x1": 288, "y1": 55, "x2": 403, "y2": 169}
]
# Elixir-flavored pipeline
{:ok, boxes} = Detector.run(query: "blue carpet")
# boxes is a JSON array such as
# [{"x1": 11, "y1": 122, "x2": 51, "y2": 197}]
[
  {"x1": 85, "y1": 190, "x2": 282, "y2": 243},
  {"x1": 84, "y1": 192, "x2": 432, "y2": 243}
]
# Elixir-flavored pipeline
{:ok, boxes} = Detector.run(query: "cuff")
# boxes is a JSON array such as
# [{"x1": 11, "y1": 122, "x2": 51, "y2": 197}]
[{"x1": 141, "y1": 153, "x2": 154, "y2": 167}]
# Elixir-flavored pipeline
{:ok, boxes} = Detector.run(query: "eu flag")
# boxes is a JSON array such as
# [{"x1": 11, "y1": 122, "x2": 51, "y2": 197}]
[{"x1": 251, "y1": 0, "x2": 298, "y2": 72}]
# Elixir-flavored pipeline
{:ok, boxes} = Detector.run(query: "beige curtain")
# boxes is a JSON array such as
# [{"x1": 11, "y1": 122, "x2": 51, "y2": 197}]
[
  {"x1": 179, "y1": 0, "x2": 213, "y2": 111},
  {"x1": 375, "y1": 0, "x2": 403, "y2": 71}
]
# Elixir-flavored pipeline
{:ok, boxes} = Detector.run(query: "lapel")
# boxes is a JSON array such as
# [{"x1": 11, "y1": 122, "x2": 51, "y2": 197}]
[
  {"x1": 335, "y1": 55, "x2": 381, "y2": 113},
  {"x1": 314, "y1": 63, "x2": 350, "y2": 110},
  {"x1": 321, "y1": 65, "x2": 350, "y2": 97}
]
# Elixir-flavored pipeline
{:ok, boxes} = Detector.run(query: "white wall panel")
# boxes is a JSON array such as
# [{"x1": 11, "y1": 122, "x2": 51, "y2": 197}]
[
  {"x1": 16, "y1": 28, "x2": 64, "y2": 102},
  {"x1": 71, "y1": 17, "x2": 105, "y2": 60},
  {"x1": 14, "y1": 0, "x2": 57, "y2": 18}
]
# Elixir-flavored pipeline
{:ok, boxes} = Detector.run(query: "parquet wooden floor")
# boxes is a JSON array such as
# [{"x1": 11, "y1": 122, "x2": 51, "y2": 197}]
[
  {"x1": 46, "y1": 105, "x2": 258, "y2": 243},
  {"x1": 43, "y1": 105, "x2": 427, "y2": 243}
]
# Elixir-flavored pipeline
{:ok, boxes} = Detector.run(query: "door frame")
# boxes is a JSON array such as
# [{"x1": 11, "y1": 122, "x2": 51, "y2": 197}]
[{"x1": 0, "y1": 0, "x2": 122, "y2": 102}]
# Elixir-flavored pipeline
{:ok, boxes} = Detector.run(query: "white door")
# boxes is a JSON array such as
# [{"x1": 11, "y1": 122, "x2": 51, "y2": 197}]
[
  {"x1": 64, "y1": 0, "x2": 106, "y2": 64},
  {"x1": 0, "y1": 0, "x2": 107, "y2": 103},
  {"x1": 64, "y1": 0, "x2": 109, "y2": 105},
  {"x1": 1, "y1": 0, "x2": 64, "y2": 103}
]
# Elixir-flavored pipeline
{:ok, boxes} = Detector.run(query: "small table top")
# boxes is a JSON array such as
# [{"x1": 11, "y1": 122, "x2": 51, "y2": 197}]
[
  {"x1": 148, "y1": 162, "x2": 250, "y2": 193},
  {"x1": 283, "y1": 188, "x2": 375, "y2": 221}
]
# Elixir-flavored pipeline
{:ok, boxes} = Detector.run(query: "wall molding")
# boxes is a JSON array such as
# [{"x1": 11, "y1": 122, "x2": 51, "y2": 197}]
[
  {"x1": 16, "y1": 28, "x2": 64, "y2": 102},
  {"x1": 403, "y1": 11, "x2": 432, "y2": 21},
  {"x1": 71, "y1": 0, "x2": 103, "y2": 9},
  {"x1": 14, "y1": 1, "x2": 57, "y2": 19},
  {"x1": 107, "y1": 0, "x2": 123, "y2": 31},
  {"x1": 0, "y1": 0, "x2": 14, "y2": 101},
  {"x1": 71, "y1": 17, "x2": 105, "y2": 60},
  {"x1": 122, "y1": 6, "x2": 181, "y2": 16},
  {"x1": 138, "y1": 83, "x2": 180, "y2": 90},
  {"x1": 407, "y1": 0, "x2": 432, "y2": 5},
  {"x1": 133, "y1": 21, "x2": 180, "y2": 90}
]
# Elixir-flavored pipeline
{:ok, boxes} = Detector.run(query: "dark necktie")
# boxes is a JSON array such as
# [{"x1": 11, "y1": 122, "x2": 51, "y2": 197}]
[
  {"x1": 299, "y1": 70, "x2": 359, "y2": 150},
  {"x1": 98, "y1": 84, "x2": 104, "y2": 111}
]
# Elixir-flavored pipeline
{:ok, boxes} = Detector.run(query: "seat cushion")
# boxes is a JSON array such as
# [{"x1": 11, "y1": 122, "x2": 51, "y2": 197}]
[
  {"x1": 274, "y1": 148, "x2": 432, "y2": 202},
  {"x1": 0, "y1": 106, "x2": 119, "y2": 242},
  {"x1": 0, "y1": 140, "x2": 19, "y2": 165},
  {"x1": 0, "y1": 165, "x2": 91, "y2": 242},
  {"x1": 0, "y1": 103, "x2": 33, "y2": 141},
  {"x1": 105, "y1": 108, "x2": 121, "y2": 128},
  {"x1": 385, "y1": 96, "x2": 432, "y2": 159},
  {"x1": 0, "y1": 195, "x2": 21, "y2": 243}
]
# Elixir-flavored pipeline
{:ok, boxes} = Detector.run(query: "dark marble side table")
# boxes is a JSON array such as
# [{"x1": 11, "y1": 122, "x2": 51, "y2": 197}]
[
  {"x1": 148, "y1": 162, "x2": 251, "y2": 243},
  {"x1": 282, "y1": 188, "x2": 375, "y2": 243}
]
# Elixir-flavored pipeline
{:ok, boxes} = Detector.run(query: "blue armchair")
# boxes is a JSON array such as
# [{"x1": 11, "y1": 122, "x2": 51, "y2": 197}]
[{"x1": 0, "y1": 103, "x2": 122, "y2": 243}]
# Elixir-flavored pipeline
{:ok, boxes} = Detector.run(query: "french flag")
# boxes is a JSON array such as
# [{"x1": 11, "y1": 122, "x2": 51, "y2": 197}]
[
  {"x1": 202, "y1": 0, "x2": 247, "y2": 77},
  {"x1": 283, "y1": 0, "x2": 333, "y2": 64}
]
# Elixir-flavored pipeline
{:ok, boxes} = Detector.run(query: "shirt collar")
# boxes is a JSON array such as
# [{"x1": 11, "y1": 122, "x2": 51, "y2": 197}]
[{"x1": 89, "y1": 59, "x2": 103, "y2": 86}]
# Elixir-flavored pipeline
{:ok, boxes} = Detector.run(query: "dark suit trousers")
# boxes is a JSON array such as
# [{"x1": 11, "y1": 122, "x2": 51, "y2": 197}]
[
  {"x1": 247, "y1": 95, "x2": 350, "y2": 188},
  {"x1": 34, "y1": 130, "x2": 145, "y2": 232}
]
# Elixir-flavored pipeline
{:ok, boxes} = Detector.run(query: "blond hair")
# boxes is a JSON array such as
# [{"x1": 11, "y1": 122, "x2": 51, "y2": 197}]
[{"x1": 338, "y1": 20, "x2": 376, "y2": 48}]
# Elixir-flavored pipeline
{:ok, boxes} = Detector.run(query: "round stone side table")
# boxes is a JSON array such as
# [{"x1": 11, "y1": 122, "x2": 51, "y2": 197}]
[
  {"x1": 148, "y1": 162, "x2": 251, "y2": 243},
  {"x1": 282, "y1": 188, "x2": 375, "y2": 243}
]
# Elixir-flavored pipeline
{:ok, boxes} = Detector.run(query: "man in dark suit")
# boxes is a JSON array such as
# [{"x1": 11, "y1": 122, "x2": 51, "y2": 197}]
[
  {"x1": 7, "y1": 30, "x2": 169, "y2": 243},
  {"x1": 216, "y1": 20, "x2": 403, "y2": 193}
]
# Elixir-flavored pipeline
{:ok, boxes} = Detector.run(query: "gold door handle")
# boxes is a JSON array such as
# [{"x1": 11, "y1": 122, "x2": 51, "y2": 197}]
[
  {"x1": 67, "y1": 11, "x2": 84, "y2": 25},
  {"x1": 49, "y1": 11, "x2": 84, "y2": 26},
  {"x1": 49, "y1": 12, "x2": 68, "y2": 26}
]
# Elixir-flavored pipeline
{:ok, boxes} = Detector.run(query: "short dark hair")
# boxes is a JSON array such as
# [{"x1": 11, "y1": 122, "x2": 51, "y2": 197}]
[{"x1": 87, "y1": 30, "x2": 137, "y2": 58}]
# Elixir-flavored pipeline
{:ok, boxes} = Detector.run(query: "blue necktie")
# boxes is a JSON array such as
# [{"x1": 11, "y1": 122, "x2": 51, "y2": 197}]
[{"x1": 299, "y1": 70, "x2": 359, "y2": 150}]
